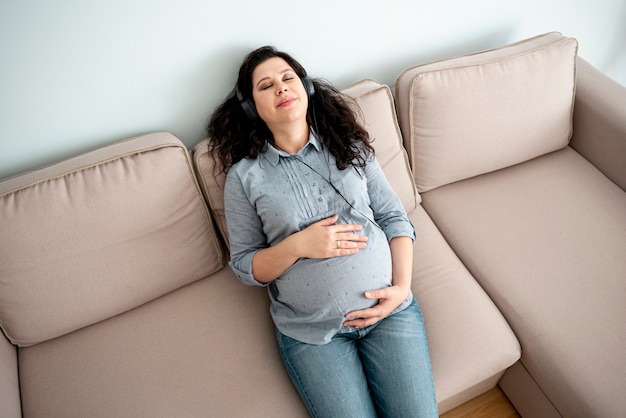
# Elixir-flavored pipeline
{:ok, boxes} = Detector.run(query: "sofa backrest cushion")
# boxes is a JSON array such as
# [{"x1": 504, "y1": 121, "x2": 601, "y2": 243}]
[
  {"x1": 395, "y1": 32, "x2": 578, "y2": 192},
  {"x1": 193, "y1": 79, "x2": 420, "y2": 247},
  {"x1": 341, "y1": 79, "x2": 421, "y2": 211},
  {"x1": 192, "y1": 140, "x2": 229, "y2": 247},
  {"x1": 0, "y1": 133, "x2": 224, "y2": 347}
]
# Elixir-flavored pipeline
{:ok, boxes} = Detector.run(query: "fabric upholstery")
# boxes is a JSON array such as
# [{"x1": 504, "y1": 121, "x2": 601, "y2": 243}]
[
  {"x1": 395, "y1": 32, "x2": 578, "y2": 192},
  {"x1": 0, "y1": 133, "x2": 224, "y2": 347},
  {"x1": 192, "y1": 140, "x2": 229, "y2": 246},
  {"x1": 407, "y1": 205, "x2": 520, "y2": 412},
  {"x1": 499, "y1": 361, "x2": 561, "y2": 418},
  {"x1": 0, "y1": 333, "x2": 20, "y2": 418},
  {"x1": 570, "y1": 57, "x2": 626, "y2": 191},
  {"x1": 420, "y1": 147, "x2": 626, "y2": 417},
  {"x1": 18, "y1": 268, "x2": 309, "y2": 417}
]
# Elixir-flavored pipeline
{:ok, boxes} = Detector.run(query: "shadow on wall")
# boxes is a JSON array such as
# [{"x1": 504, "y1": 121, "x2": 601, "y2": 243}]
[{"x1": 170, "y1": 45, "x2": 251, "y2": 147}]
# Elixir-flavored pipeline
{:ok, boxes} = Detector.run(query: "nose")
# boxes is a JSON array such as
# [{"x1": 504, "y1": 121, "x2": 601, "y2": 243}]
[{"x1": 276, "y1": 83, "x2": 288, "y2": 95}]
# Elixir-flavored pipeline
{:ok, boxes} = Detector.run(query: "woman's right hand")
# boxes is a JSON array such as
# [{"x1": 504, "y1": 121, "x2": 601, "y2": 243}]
[
  {"x1": 291, "y1": 214, "x2": 368, "y2": 259},
  {"x1": 251, "y1": 215, "x2": 367, "y2": 283}
]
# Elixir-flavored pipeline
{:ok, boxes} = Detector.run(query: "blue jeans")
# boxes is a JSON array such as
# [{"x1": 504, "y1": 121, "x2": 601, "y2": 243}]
[{"x1": 276, "y1": 299, "x2": 438, "y2": 418}]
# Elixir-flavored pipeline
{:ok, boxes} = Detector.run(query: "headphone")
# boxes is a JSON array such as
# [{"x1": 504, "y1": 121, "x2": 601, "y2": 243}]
[{"x1": 235, "y1": 76, "x2": 315, "y2": 121}]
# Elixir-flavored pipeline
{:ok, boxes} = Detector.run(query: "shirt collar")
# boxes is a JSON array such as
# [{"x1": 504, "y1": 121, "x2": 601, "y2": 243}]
[{"x1": 263, "y1": 131, "x2": 322, "y2": 167}]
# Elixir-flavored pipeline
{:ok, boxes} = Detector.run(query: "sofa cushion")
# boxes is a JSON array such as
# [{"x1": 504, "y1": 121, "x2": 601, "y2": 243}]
[
  {"x1": 420, "y1": 147, "x2": 626, "y2": 417},
  {"x1": 407, "y1": 204, "x2": 520, "y2": 412},
  {"x1": 0, "y1": 132, "x2": 224, "y2": 347},
  {"x1": 18, "y1": 268, "x2": 309, "y2": 417},
  {"x1": 395, "y1": 32, "x2": 578, "y2": 192},
  {"x1": 192, "y1": 140, "x2": 229, "y2": 245},
  {"x1": 193, "y1": 79, "x2": 420, "y2": 246}
]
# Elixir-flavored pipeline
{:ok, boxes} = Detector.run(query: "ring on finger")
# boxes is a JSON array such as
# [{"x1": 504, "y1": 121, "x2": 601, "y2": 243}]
[{"x1": 336, "y1": 240, "x2": 341, "y2": 249}]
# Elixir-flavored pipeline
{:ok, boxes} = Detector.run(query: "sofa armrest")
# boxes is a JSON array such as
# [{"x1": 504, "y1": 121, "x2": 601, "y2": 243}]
[
  {"x1": 0, "y1": 332, "x2": 21, "y2": 417},
  {"x1": 570, "y1": 57, "x2": 626, "y2": 191}
]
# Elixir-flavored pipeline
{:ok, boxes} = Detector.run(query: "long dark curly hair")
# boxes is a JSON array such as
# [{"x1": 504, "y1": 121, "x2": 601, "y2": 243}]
[{"x1": 206, "y1": 46, "x2": 374, "y2": 173}]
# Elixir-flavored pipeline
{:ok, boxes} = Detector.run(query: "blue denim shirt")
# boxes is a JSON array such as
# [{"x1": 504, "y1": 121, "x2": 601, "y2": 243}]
[{"x1": 224, "y1": 133, "x2": 415, "y2": 345}]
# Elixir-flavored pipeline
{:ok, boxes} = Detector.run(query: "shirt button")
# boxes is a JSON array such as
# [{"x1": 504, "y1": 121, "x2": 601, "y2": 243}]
[
  {"x1": 317, "y1": 196, "x2": 324, "y2": 203},
  {"x1": 311, "y1": 181, "x2": 317, "y2": 187}
]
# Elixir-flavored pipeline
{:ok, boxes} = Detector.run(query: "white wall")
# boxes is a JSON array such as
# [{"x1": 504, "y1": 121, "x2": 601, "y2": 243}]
[{"x1": 1, "y1": 0, "x2": 624, "y2": 179}]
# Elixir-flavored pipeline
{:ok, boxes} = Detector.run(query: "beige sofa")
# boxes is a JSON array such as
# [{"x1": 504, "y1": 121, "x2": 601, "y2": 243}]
[
  {"x1": 1, "y1": 32, "x2": 623, "y2": 417},
  {"x1": 393, "y1": 32, "x2": 626, "y2": 417}
]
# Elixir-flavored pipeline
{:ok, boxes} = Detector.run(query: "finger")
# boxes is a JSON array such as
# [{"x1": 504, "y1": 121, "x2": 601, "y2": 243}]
[
  {"x1": 364, "y1": 289, "x2": 385, "y2": 299},
  {"x1": 339, "y1": 232, "x2": 368, "y2": 242},
  {"x1": 316, "y1": 214, "x2": 339, "y2": 226},
  {"x1": 335, "y1": 241, "x2": 366, "y2": 253},
  {"x1": 343, "y1": 316, "x2": 381, "y2": 329},
  {"x1": 345, "y1": 305, "x2": 384, "y2": 320},
  {"x1": 332, "y1": 223, "x2": 364, "y2": 233}
]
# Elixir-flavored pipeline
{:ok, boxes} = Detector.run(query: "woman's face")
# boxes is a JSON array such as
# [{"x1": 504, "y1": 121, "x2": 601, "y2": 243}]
[{"x1": 251, "y1": 57, "x2": 308, "y2": 130}]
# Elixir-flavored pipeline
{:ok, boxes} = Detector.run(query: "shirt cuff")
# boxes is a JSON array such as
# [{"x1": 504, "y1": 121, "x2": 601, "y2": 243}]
[
  {"x1": 229, "y1": 250, "x2": 269, "y2": 287},
  {"x1": 384, "y1": 219, "x2": 416, "y2": 242}
]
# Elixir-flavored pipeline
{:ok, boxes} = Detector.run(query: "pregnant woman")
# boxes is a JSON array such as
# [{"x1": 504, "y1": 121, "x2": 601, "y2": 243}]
[{"x1": 206, "y1": 45, "x2": 437, "y2": 418}]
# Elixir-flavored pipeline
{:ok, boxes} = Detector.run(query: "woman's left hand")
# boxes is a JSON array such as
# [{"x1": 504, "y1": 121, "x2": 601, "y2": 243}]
[{"x1": 343, "y1": 285, "x2": 410, "y2": 329}]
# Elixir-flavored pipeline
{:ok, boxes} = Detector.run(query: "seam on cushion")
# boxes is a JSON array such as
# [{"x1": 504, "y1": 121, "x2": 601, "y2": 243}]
[
  {"x1": 0, "y1": 137, "x2": 185, "y2": 197},
  {"x1": 410, "y1": 37, "x2": 577, "y2": 84},
  {"x1": 405, "y1": 36, "x2": 578, "y2": 191},
  {"x1": 395, "y1": 31, "x2": 565, "y2": 81},
  {"x1": 341, "y1": 78, "x2": 380, "y2": 94},
  {"x1": 0, "y1": 319, "x2": 18, "y2": 347},
  {"x1": 567, "y1": 50, "x2": 580, "y2": 144}
]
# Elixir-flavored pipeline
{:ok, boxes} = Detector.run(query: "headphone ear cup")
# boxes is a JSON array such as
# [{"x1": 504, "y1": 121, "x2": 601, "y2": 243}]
[
  {"x1": 301, "y1": 76, "x2": 315, "y2": 98},
  {"x1": 241, "y1": 99, "x2": 259, "y2": 120},
  {"x1": 235, "y1": 85, "x2": 259, "y2": 120}
]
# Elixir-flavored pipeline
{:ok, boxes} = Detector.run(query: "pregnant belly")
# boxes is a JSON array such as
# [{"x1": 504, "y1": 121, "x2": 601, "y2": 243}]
[{"x1": 274, "y1": 235, "x2": 392, "y2": 317}]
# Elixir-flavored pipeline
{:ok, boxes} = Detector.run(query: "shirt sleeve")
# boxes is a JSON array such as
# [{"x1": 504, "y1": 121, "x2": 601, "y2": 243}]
[
  {"x1": 223, "y1": 168, "x2": 270, "y2": 287},
  {"x1": 365, "y1": 156, "x2": 416, "y2": 242}
]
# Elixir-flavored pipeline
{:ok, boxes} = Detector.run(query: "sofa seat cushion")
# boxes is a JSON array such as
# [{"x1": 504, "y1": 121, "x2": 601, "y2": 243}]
[
  {"x1": 18, "y1": 268, "x2": 309, "y2": 418},
  {"x1": 407, "y1": 205, "x2": 520, "y2": 413},
  {"x1": 0, "y1": 133, "x2": 224, "y2": 347},
  {"x1": 420, "y1": 146, "x2": 626, "y2": 417},
  {"x1": 395, "y1": 32, "x2": 578, "y2": 192}
]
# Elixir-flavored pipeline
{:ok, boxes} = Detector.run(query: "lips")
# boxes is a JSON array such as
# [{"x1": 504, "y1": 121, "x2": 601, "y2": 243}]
[{"x1": 277, "y1": 97, "x2": 297, "y2": 107}]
